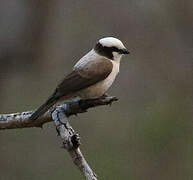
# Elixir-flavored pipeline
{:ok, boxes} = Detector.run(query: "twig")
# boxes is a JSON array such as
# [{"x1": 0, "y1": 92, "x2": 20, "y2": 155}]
[
  {"x1": 0, "y1": 96, "x2": 118, "y2": 179},
  {"x1": 52, "y1": 105, "x2": 97, "y2": 180},
  {"x1": 0, "y1": 96, "x2": 118, "y2": 130}
]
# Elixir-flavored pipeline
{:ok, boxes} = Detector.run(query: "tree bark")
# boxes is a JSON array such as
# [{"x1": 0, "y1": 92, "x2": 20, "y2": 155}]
[{"x1": 0, "y1": 96, "x2": 118, "y2": 180}]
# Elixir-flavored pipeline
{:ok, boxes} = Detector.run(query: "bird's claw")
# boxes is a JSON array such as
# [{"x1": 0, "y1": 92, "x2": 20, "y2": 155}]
[{"x1": 101, "y1": 93, "x2": 109, "y2": 98}]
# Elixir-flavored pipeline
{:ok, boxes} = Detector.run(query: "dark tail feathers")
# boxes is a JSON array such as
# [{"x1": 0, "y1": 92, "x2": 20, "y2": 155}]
[{"x1": 30, "y1": 95, "x2": 58, "y2": 121}]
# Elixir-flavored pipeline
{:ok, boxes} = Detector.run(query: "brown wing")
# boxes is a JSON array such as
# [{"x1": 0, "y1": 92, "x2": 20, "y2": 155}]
[
  {"x1": 55, "y1": 58, "x2": 113, "y2": 97},
  {"x1": 30, "y1": 58, "x2": 112, "y2": 121}
]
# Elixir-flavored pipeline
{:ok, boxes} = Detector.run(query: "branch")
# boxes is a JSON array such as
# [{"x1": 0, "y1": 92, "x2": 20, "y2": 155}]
[
  {"x1": 0, "y1": 96, "x2": 118, "y2": 179},
  {"x1": 52, "y1": 105, "x2": 97, "y2": 180},
  {"x1": 0, "y1": 96, "x2": 118, "y2": 130}
]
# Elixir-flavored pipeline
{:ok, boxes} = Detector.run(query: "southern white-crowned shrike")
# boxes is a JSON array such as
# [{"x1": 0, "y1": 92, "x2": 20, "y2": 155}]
[{"x1": 30, "y1": 37, "x2": 129, "y2": 120}]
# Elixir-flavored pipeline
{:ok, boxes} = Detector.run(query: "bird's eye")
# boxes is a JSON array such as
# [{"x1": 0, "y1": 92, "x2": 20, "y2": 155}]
[{"x1": 111, "y1": 46, "x2": 120, "y2": 53}]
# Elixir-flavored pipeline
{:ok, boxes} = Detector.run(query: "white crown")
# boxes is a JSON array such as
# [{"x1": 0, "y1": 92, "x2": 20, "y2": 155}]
[{"x1": 99, "y1": 37, "x2": 125, "y2": 49}]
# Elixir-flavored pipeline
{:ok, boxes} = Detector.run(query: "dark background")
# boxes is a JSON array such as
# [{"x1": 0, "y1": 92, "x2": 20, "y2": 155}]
[{"x1": 0, "y1": 0, "x2": 193, "y2": 179}]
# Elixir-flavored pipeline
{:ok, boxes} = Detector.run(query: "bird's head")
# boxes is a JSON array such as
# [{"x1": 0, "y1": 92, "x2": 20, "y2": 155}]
[{"x1": 94, "y1": 37, "x2": 129, "y2": 62}]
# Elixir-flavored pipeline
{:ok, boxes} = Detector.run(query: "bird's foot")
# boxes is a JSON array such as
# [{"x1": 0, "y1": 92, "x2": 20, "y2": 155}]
[
  {"x1": 101, "y1": 93, "x2": 109, "y2": 98},
  {"x1": 100, "y1": 93, "x2": 114, "y2": 106}
]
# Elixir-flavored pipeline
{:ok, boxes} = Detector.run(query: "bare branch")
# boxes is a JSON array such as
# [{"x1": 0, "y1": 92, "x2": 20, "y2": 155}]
[
  {"x1": 52, "y1": 105, "x2": 97, "y2": 180},
  {"x1": 0, "y1": 96, "x2": 118, "y2": 179},
  {"x1": 0, "y1": 96, "x2": 118, "y2": 130}
]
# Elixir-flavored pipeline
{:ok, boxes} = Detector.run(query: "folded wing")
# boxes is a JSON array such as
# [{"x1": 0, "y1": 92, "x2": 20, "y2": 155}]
[
  {"x1": 30, "y1": 58, "x2": 113, "y2": 120},
  {"x1": 55, "y1": 58, "x2": 113, "y2": 97}
]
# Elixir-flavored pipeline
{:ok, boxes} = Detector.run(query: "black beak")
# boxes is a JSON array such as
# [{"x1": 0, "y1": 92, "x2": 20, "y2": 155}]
[{"x1": 121, "y1": 48, "x2": 130, "y2": 54}]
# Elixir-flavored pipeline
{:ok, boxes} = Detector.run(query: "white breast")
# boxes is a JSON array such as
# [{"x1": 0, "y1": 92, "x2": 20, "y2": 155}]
[
  {"x1": 78, "y1": 60, "x2": 120, "y2": 98},
  {"x1": 99, "y1": 60, "x2": 119, "y2": 91}
]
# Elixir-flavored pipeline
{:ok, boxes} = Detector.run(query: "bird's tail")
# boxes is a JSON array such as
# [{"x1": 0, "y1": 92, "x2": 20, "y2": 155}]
[{"x1": 30, "y1": 94, "x2": 58, "y2": 121}]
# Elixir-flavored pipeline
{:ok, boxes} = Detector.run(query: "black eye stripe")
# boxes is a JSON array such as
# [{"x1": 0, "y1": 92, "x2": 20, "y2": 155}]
[
  {"x1": 110, "y1": 46, "x2": 122, "y2": 53},
  {"x1": 94, "y1": 43, "x2": 123, "y2": 60},
  {"x1": 94, "y1": 43, "x2": 114, "y2": 59}
]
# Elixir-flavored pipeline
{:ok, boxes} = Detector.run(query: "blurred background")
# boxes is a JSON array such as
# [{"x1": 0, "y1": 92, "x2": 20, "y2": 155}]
[{"x1": 0, "y1": 0, "x2": 193, "y2": 179}]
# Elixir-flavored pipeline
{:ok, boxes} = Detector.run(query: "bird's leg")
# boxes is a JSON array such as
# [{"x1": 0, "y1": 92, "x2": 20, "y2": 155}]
[
  {"x1": 101, "y1": 93, "x2": 109, "y2": 98},
  {"x1": 100, "y1": 93, "x2": 114, "y2": 106}
]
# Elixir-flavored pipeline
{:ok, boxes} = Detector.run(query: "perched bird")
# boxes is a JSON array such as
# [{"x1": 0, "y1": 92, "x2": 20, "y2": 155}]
[{"x1": 30, "y1": 37, "x2": 129, "y2": 120}]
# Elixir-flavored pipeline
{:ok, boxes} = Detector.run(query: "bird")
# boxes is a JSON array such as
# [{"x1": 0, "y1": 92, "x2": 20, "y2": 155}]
[{"x1": 30, "y1": 37, "x2": 129, "y2": 120}]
